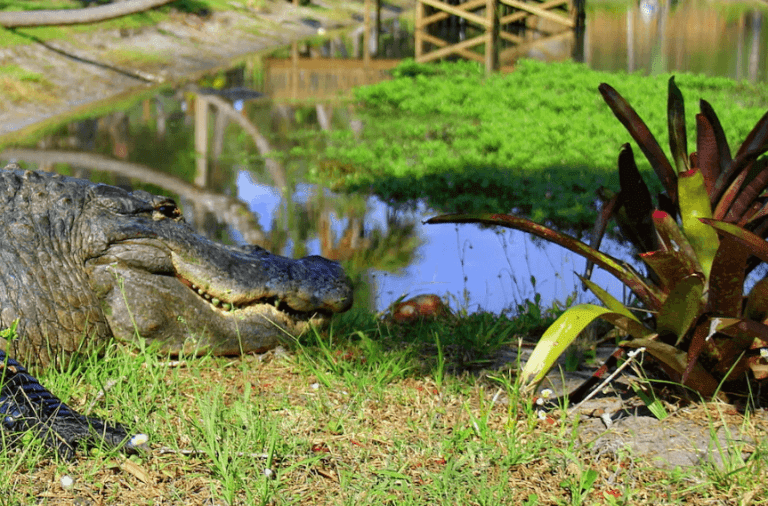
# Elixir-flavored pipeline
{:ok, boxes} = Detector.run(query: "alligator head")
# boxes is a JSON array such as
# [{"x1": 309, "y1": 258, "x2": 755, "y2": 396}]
[{"x1": 0, "y1": 166, "x2": 353, "y2": 366}]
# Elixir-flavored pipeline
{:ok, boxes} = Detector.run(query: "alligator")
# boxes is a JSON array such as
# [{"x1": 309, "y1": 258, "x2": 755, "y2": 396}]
[{"x1": 0, "y1": 164, "x2": 353, "y2": 458}]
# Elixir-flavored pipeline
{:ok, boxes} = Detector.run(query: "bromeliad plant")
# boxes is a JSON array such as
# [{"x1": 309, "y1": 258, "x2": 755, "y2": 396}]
[{"x1": 427, "y1": 77, "x2": 768, "y2": 400}]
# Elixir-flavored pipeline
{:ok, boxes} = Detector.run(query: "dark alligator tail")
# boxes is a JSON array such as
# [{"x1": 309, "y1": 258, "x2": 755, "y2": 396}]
[{"x1": 0, "y1": 350, "x2": 141, "y2": 459}]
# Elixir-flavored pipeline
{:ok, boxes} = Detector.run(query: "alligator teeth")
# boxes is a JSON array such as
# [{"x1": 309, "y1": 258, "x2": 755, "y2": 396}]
[{"x1": 183, "y1": 278, "x2": 236, "y2": 311}]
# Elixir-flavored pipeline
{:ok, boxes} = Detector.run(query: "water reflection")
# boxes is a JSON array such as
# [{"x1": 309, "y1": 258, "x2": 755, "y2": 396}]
[
  {"x1": 0, "y1": 80, "x2": 632, "y2": 315},
  {"x1": 0, "y1": 79, "x2": 425, "y2": 312},
  {"x1": 587, "y1": 1, "x2": 768, "y2": 81}
]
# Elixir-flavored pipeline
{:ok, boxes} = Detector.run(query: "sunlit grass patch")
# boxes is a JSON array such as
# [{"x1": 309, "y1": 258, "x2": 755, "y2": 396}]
[
  {"x1": 0, "y1": 303, "x2": 766, "y2": 503},
  {"x1": 0, "y1": 64, "x2": 56, "y2": 107},
  {"x1": 102, "y1": 47, "x2": 170, "y2": 69}
]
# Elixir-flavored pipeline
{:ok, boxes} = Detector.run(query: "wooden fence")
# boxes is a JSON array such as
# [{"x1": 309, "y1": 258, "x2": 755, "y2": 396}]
[{"x1": 415, "y1": 0, "x2": 584, "y2": 72}]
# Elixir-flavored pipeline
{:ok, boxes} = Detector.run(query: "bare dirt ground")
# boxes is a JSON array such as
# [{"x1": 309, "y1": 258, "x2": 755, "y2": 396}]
[
  {"x1": 0, "y1": 0, "x2": 367, "y2": 136},
  {"x1": 505, "y1": 344, "x2": 768, "y2": 471}
]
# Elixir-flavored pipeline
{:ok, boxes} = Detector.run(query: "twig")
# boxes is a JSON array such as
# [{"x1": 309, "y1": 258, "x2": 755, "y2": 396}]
[
  {"x1": 156, "y1": 447, "x2": 270, "y2": 459},
  {"x1": 569, "y1": 347, "x2": 646, "y2": 413},
  {"x1": 85, "y1": 378, "x2": 121, "y2": 414}
]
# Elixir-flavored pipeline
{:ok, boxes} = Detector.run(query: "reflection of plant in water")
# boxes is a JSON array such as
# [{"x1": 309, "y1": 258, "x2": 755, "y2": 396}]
[
  {"x1": 430, "y1": 77, "x2": 768, "y2": 402},
  {"x1": 255, "y1": 184, "x2": 420, "y2": 310},
  {"x1": 27, "y1": 80, "x2": 422, "y2": 309}
]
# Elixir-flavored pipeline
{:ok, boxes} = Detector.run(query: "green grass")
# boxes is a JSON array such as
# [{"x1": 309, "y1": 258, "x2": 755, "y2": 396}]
[
  {"x1": 102, "y1": 47, "x2": 171, "y2": 68},
  {"x1": 312, "y1": 59, "x2": 768, "y2": 233},
  {"x1": 0, "y1": 304, "x2": 766, "y2": 504},
  {"x1": 0, "y1": 64, "x2": 55, "y2": 106}
]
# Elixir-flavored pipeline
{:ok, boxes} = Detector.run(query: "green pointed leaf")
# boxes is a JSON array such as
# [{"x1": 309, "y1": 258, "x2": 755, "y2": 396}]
[
  {"x1": 426, "y1": 213, "x2": 663, "y2": 309},
  {"x1": 622, "y1": 338, "x2": 720, "y2": 396},
  {"x1": 655, "y1": 274, "x2": 704, "y2": 344},
  {"x1": 678, "y1": 169, "x2": 719, "y2": 279},
  {"x1": 599, "y1": 83, "x2": 678, "y2": 203},
  {"x1": 700, "y1": 218, "x2": 768, "y2": 264},
  {"x1": 668, "y1": 77, "x2": 690, "y2": 174},
  {"x1": 631, "y1": 382, "x2": 669, "y2": 420},
  {"x1": 521, "y1": 304, "x2": 640, "y2": 386},
  {"x1": 577, "y1": 275, "x2": 632, "y2": 315},
  {"x1": 576, "y1": 275, "x2": 652, "y2": 338}
]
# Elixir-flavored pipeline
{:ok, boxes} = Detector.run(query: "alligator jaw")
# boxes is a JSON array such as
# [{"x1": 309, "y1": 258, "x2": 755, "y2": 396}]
[
  {"x1": 175, "y1": 274, "x2": 333, "y2": 321},
  {"x1": 87, "y1": 236, "x2": 352, "y2": 356}
]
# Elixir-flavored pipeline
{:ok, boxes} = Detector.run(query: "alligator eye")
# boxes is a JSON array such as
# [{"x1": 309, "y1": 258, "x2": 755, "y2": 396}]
[{"x1": 156, "y1": 204, "x2": 180, "y2": 219}]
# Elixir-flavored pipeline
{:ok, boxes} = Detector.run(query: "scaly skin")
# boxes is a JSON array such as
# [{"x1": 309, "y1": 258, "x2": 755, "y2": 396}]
[
  {"x1": 0, "y1": 165, "x2": 353, "y2": 366},
  {"x1": 0, "y1": 164, "x2": 353, "y2": 457}
]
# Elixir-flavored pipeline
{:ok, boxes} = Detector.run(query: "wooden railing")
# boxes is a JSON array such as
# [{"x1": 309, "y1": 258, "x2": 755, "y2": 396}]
[{"x1": 415, "y1": 0, "x2": 583, "y2": 72}]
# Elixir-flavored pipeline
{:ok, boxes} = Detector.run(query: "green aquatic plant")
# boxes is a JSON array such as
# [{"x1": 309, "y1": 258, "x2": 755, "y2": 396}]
[
  {"x1": 428, "y1": 77, "x2": 768, "y2": 400},
  {"x1": 320, "y1": 60, "x2": 768, "y2": 233}
]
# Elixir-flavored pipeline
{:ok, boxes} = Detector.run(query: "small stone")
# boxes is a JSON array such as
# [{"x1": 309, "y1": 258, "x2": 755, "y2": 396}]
[
  {"x1": 60, "y1": 475, "x2": 74, "y2": 490},
  {"x1": 128, "y1": 433, "x2": 149, "y2": 450}
]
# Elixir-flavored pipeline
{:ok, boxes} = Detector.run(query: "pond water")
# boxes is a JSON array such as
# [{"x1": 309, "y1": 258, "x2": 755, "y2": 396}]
[
  {"x1": 0, "y1": 0, "x2": 765, "y2": 316},
  {"x1": 585, "y1": 0, "x2": 768, "y2": 82}
]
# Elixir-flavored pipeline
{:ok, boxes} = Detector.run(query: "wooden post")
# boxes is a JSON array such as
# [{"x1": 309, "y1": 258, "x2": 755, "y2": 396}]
[
  {"x1": 194, "y1": 95, "x2": 208, "y2": 188},
  {"x1": 486, "y1": 0, "x2": 498, "y2": 73},
  {"x1": 142, "y1": 99, "x2": 151, "y2": 123},
  {"x1": 364, "y1": 0, "x2": 371, "y2": 65},
  {"x1": 375, "y1": 0, "x2": 381, "y2": 57},
  {"x1": 291, "y1": 41, "x2": 299, "y2": 100},
  {"x1": 415, "y1": 0, "x2": 579, "y2": 69},
  {"x1": 415, "y1": 0, "x2": 424, "y2": 61},
  {"x1": 573, "y1": 0, "x2": 585, "y2": 30}
]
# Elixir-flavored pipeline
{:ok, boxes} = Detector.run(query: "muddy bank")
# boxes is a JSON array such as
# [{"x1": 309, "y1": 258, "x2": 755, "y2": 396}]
[{"x1": 0, "y1": 0, "x2": 374, "y2": 138}]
